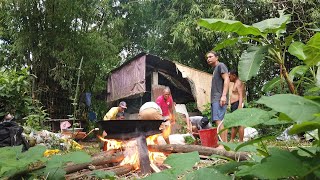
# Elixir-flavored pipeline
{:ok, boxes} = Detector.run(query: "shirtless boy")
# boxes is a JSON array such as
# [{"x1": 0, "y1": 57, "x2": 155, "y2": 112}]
[{"x1": 229, "y1": 70, "x2": 246, "y2": 142}]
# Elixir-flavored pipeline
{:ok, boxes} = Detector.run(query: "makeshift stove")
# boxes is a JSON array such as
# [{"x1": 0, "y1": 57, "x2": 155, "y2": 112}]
[{"x1": 97, "y1": 120, "x2": 165, "y2": 174}]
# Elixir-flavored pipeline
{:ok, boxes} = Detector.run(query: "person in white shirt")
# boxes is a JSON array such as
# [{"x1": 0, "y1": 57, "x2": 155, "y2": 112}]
[
  {"x1": 138, "y1": 101, "x2": 163, "y2": 120},
  {"x1": 188, "y1": 116, "x2": 212, "y2": 133}
]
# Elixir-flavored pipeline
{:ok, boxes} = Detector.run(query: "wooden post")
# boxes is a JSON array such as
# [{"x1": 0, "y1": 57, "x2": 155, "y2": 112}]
[
  {"x1": 151, "y1": 70, "x2": 158, "y2": 101},
  {"x1": 136, "y1": 134, "x2": 152, "y2": 174},
  {"x1": 103, "y1": 142, "x2": 108, "y2": 151}
]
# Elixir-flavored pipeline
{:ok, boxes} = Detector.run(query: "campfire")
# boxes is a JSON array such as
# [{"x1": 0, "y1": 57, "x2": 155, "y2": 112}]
[
  {"x1": 96, "y1": 119, "x2": 168, "y2": 174},
  {"x1": 64, "y1": 119, "x2": 249, "y2": 179},
  {"x1": 97, "y1": 134, "x2": 167, "y2": 172}
]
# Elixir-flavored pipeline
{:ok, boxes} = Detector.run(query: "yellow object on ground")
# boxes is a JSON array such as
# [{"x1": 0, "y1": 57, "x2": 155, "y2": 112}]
[{"x1": 43, "y1": 149, "x2": 60, "y2": 157}]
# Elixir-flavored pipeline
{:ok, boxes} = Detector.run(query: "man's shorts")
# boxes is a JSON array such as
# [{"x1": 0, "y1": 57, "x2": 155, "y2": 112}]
[
  {"x1": 231, "y1": 101, "x2": 245, "y2": 112},
  {"x1": 231, "y1": 101, "x2": 239, "y2": 112},
  {"x1": 211, "y1": 102, "x2": 227, "y2": 121}
]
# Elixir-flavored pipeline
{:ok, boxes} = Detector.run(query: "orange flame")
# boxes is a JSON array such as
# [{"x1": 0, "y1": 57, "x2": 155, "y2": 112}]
[
  {"x1": 147, "y1": 134, "x2": 167, "y2": 163},
  {"x1": 162, "y1": 122, "x2": 171, "y2": 143},
  {"x1": 120, "y1": 140, "x2": 140, "y2": 170},
  {"x1": 169, "y1": 113, "x2": 175, "y2": 124},
  {"x1": 97, "y1": 135, "x2": 122, "y2": 150},
  {"x1": 97, "y1": 134, "x2": 167, "y2": 169}
]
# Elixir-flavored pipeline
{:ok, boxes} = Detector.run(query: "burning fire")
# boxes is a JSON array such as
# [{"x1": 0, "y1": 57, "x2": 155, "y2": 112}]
[
  {"x1": 97, "y1": 135, "x2": 122, "y2": 150},
  {"x1": 169, "y1": 113, "x2": 175, "y2": 124},
  {"x1": 98, "y1": 133, "x2": 167, "y2": 170},
  {"x1": 120, "y1": 140, "x2": 140, "y2": 169},
  {"x1": 146, "y1": 134, "x2": 167, "y2": 164},
  {"x1": 162, "y1": 122, "x2": 171, "y2": 142}
]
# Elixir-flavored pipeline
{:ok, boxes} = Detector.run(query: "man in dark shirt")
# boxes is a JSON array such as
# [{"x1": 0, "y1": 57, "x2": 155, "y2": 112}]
[{"x1": 207, "y1": 51, "x2": 230, "y2": 142}]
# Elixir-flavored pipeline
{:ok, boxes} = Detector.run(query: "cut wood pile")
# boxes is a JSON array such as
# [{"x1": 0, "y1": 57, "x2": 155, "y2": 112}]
[{"x1": 63, "y1": 144, "x2": 249, "y2": 179}]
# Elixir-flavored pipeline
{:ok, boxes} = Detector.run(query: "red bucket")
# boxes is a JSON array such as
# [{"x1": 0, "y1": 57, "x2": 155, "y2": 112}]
[{"x1": 199, "y1": 128, "x2": 218, "y2": 148}]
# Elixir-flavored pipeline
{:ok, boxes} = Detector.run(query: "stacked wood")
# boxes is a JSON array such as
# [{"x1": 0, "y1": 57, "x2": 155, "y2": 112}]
[
  {"x1": 64, "y1": 150, "x2": 124, "y2": 174},
  {"x1": 64, "y1": 141, "x2": 251, "y2": 179},
  {"x1": 65, "y1": 164, "x2": 134, "y2": 180},
  {"x1": 148, "y1": 144, "x2": 249, "y2": 161}
]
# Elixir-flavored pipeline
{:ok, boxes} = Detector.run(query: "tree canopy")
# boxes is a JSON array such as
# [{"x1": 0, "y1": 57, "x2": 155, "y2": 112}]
[{"x1": 0, "y1": 0, "x2": 319, "y2": 118}]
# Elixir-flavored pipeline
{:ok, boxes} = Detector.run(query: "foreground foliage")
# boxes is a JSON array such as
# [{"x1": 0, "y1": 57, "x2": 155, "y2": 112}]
[
  {"x1": 0, "y1": 68, "x2": 48, "y2": 129},
  {"x1": 0, "y1": 145, "x2": 91, "y2": 179}
]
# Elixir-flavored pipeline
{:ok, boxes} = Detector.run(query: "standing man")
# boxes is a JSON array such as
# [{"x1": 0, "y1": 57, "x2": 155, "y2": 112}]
[
  {"x1": 103, "y1": 101, "x2": 127, "y2": 120},
  {"x1": 229, "y1": 70, "x2": 246, "y2": 142},
  {"x1": 156, "y1": 87, "x2": 175, "y2": 144},
  {"x1": 207, "y1": 51, "x2": 230, "y2": 142},
  {"x1": 156, "y1": 87, "x2": 174, "y2": 121}
]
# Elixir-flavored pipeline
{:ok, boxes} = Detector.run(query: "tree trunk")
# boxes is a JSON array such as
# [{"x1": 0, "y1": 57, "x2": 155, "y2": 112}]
[
  {"x1": 148, "y1": 144, "x2": 249, "y2": 161},
  {"x1": 64, "y1": 151, "x2": 124, "y2": 174},
  {"x1": 281, "y1": 64, "x2": 296, "y2": 94}
]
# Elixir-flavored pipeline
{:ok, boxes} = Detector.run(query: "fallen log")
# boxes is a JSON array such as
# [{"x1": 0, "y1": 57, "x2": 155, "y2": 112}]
[
  {"x1": 91, "y1": 149, "x2": 118, "y2": 161},
  {"x1": 65, "y1": 164, "x2": 133, "y2": 180},
  {"x1": 148, "y1": 144, "x2": 249, "y2": 161},
  {"x1": 64, "y1": 151, "x2": 124, "y2": 174}
]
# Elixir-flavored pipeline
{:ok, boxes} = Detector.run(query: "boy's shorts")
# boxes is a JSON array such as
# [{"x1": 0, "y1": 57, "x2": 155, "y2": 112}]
[{"x1": 211, "y1": 102, "x2": 227, "y2": 121}]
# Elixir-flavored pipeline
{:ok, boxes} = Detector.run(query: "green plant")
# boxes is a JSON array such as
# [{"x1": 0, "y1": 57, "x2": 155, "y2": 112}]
[
  {"x1": 201, "y1": 103, "x2": 211, "y2": 120},
  {"x1": 24, "y1": 100, "x2": 50, "y2": 131},
  {"x1": 0, "y1": 67, "x2": 32, "y2": 118},
  {"x1": 198, "y1": 11, "x2": 320, "y2": 95},
  {"x1": 175, "y1": 112, "x2": 189, "y2": 134},
  {"x1": 0, "y1": 67, "x2": 49, "y2": 129},
  {"x1": 0, "y1": 145, "x2": 91, "y2": 179},
  {"x1": 71, "y1": 57, "x2": 83, "y2": 131},
  {"x1": 152, "y1": 12, "x2": 320, "y2": 179},
  {"x1": 184, "y1": 136, "x2": 195, "y2": 145}
]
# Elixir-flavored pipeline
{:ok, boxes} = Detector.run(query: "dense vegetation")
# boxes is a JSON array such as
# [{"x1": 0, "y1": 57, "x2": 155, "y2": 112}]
[
  {"x1": 0, "y1": 0, "x2": 320, "y2": 179},
  {"x1": 1, "y1": 0, "x2": 319, "y2": 119}
]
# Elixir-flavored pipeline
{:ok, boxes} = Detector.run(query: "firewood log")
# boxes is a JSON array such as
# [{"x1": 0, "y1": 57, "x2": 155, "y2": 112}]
[
  {"x1": 64, "y1": 151, "x2": 124, "y2": 174},
  {"x1": 65, "y1": 164, "x2": 133, "y2": 180},
  {"x1": 148, "y1": 144, "x2": 249, "y2": 161}
]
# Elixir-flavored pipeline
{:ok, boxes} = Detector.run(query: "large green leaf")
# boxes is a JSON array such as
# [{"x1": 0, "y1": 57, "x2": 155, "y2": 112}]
[
  {"x1": 198, "y1": 19, "x2": 263, "y2": 36},
  {"x1": 144, "y1": 172, "x2": 175, "y2": 180},
  {"x1": 317, "y1": 63, "x2": 320, "y2": 87},
  {"x1": 257, "y1": 94, "x2": 320, "y2": 122},
  {"x1": 288, "y1": 42, "x2": 306, "y2": 60},
  {"x1": 0, "y1": 145, "x2": 47, "y2": 177},
  {"x1": 144, "y1": 152, "x2": 200, "y2": 180},
  {"x1": 262, "y1": 118, "x2": 291, "y2": 125},
  {"x1": 238, "y1": 46, "x2": 267, "y2": 81},
  {"x1": 90, "y1": 170, "x2": 116, "y2": 179},
  {"x1": 296, "y1": 146, "x2": 318, "y2": 157},
  {"x1": 252, "y1": 14, "x2": 290, "y2": 34},
  {"x1": 304, "y1": 33, "x2": 320, "y2": 65},
  {"x1": 224, "y1": 108, "x2": 271, "y2": 128},
  {"x1": 214, "y1": 37, "x2": 250, "y2": 51},
  {"x1": 235, "y1": 136, "x2": 274, "y2": 152},
  {"x1": 37, "y1": 151, "x2": 91, "y2": 180},
  {"x1": 288, "y1": 65, "x2": 308, "y2": 81},
  {"x1": 185, "y1": 167, "x2": 231, "y2": 180},
  {"x1": 164, "y1": 151, "x2": 200, "y2": 175},
  {"x1": 289, "y1": 121, "x2": 320, "y2": 135},
  {"x1": 237, "y1": 148, "x2": 309, "y2": 179},
  {"x1": 214, "y1": 161, "x2": 254, "y2": 174},
  {"x1": 304, "y1": 96, "x2": 320, "y2": 104},
  {"x1": 219, "y1": 142, "x2": 258, "y2": 153},
  {"x1": 261, "y1": 76, "x2": 283, "y2": 92}
]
